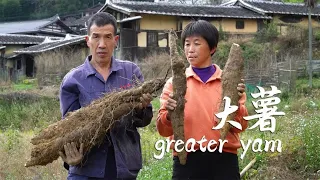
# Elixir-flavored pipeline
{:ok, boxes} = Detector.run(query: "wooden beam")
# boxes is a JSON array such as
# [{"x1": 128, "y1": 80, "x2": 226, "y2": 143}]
[{"x1": 240, "y1": 157, "x2": 257, "y2": 178}]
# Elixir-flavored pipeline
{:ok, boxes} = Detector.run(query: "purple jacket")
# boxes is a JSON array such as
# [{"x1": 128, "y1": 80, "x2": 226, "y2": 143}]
[{"x1": 59, "y1": 56, "x2": 153, "y2": 179}]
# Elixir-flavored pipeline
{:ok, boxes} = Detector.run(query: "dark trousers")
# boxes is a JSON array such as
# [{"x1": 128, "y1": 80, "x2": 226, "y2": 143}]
[
  {"x1": 172, "y1": 151, "x2": 240, "y2": 180},
  {"x1": 68, "y1": 146, "x2": 135, "y2": 180}
]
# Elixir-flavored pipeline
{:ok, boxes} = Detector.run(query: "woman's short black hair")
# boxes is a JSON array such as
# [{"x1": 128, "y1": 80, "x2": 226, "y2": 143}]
[
  {"x1": 87, "y1": 12, "x2": 117, "y2": 35},
  {"x1": 181, "y1": 20, "x2": 219, "y2": 54}
]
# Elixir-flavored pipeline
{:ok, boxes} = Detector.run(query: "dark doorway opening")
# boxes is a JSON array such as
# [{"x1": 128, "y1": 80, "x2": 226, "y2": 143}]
[{"x1": 26, "y1": 57, "x2": 34, "y2": 77}]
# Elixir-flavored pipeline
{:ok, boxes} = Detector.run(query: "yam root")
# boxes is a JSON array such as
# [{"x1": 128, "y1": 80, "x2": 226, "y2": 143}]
[
  {"x1": 168, "y1": 30, "x2": 188, "y2": 165},
  {"x1": 219, "y1": 43, "x2": 245, "y2": 140},
  {"x1": 25, "y1": 78, "x2": 165, "y2": 167}
]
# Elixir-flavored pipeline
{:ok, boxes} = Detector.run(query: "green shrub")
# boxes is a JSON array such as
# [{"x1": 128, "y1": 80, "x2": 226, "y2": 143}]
[
  {"x1": 138, "y1": 153, "x2": 173, "y2": 180},
  {"x1": 301, "y1": 116, "x2": 320, "y2": 171},
  {"x1": 3, "y1": 129, "x2": 22, "y2": 152},
  {"x1": 213, "y1": 42, "x2": 231, "y2": 68},
  {"x1": 13, "y1": 78, "x2": 37, "y2": 91},
  {"x1": 213, "y1": 41, "x2": 263, "y2": 69},
  {"x1": 314, "y1": 30, "x2": 320, "y2": 41},
  {"x1": 0, "y1": 98, "x2": 60, "y2": 131},
  {"x1": 241, "y1": 42, "x2": 263, "y2": 64},
  {"x1": 255, "y1": 21, "x2": 279, "y2": 43},
  {"x1": 219, "y1": 25, "x2": 227, "y2": 41}
]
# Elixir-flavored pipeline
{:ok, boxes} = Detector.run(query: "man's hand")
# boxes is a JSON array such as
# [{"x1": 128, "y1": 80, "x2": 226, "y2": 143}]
[
  {"x1": 237, "y1": 79, "x2": 246, "y2": 97},
  {"x1": 165, "y1": 93, "x2": 177, "y2": 121},
  {"x1": 138, "y1": 93, "x2": 153, "y2": 109},
  {"x1": 59, "y1": 142, "x2": 84, "y2": 166}
]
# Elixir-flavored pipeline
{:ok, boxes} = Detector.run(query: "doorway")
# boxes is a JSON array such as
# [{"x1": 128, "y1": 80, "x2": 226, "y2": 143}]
[{"x1": 25, "y1": 56, "x2": 34, "y2": 77}]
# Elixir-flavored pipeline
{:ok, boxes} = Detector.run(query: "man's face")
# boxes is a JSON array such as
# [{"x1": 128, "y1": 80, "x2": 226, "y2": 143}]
[
  {"x1": 184, "y1": 35, "x2": 215, "y2": 68},
  {"x1": 86, "y1": 24, "x2": 119, "y2": 65}
]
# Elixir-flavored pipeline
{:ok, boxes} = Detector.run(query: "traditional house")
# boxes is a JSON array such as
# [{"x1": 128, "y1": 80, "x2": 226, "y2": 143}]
[
  {"x1": 0, "y1": 46, "x2": 7, "y2": 84},
  {"x1": 0, "y1": 34, "x2": 49, "y2": 83},
  {"x1": 221, "y1": 0, "x2": 320, "y2": 35},
  {"x1": 63, "y1": 3, "x2": 105, "y2": 35},
  {"x1": 97, "y1": 0, "x2": 271, "y2": 61},
  {"x1": 0, "y1": 15, "x2": 78, "y2": 37},
  {"x1": 14, "y1": 35, "x2": 88, "y2": 86}
]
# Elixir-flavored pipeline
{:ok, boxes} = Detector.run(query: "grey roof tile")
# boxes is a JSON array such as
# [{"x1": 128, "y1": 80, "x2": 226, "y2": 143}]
[
  {"x1": 14, "y1": 36, "x2": 85, "y2": 54},
  {"x1": 234, "y1": 0, "x2": 320, "y2": 15},
  {"x1": 0, "y1": 34, "x2": 46, "y2": 45},
  {"x1": 106, "y1": 1, "x2": 271, "y2": 19}
]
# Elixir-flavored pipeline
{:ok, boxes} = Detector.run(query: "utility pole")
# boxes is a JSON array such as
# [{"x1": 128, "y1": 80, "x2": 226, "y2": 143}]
[
  {"x1": 305, "y1": 0, "x2": 315, "y2": 88},
  {"x1": 308, "y1": 6, "x2": 313, "y2": 88}
]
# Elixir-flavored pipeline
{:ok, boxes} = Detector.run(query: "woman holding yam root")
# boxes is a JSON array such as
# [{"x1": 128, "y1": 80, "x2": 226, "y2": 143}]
[
  {"x1": 58, "y1": 12, "x2": 153, "y2": 179},
  {"x1": 157, "y1": 20, "x2": 249, "y2": 180}
]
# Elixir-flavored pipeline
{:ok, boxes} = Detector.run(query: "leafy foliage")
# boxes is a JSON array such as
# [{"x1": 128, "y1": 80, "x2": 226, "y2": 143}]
[
  {"x1": 0, "y1": 0, "x2": 105, "y2": 21},
  {"x1": 283, "y1": 0, "x2": 304, "y2": 3},
  {"x1": 255, "y1": 21, "x2": 279, "y2": 43}
]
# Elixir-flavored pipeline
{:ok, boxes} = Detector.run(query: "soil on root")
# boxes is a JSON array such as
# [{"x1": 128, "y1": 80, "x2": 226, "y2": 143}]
[{"x1": 25, "y1": 78, "x2": 166, "y2": 167}]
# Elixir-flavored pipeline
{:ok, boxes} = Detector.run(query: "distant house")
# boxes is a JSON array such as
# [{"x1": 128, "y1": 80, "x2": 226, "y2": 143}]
[
  {"x1": 98, "y1": 0, "x2": 271, "y2": 61},
  {"x1": 65, "y1": 16, "x2": 92, "y2": 35},
  {"x1": 0, "y1": 34, "x2": 48, "y2": 83},
  {"x1": 62, "y1": 3, "x2": 105, "y2": 35},
  {"x1": 222, "y1": 0, "x2": 320, "y2": 35},
  {"x1": 0, "y1": 15, "x2": 78, "y2": 37},
  {"x1": 85, "y1": 2, "x2": 106, "y2": 16},
  {"x1": 14, "y1": 35, "x2": 88, "y2": 86}
]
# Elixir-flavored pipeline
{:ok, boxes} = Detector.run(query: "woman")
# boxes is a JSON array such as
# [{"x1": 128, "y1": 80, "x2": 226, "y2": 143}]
[{"x1": 156, "y1": 20, "x2": 249, "y2": 180}]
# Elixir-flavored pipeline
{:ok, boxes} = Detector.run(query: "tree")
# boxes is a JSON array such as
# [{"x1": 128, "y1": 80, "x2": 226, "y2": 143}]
[
  {"x1": 0, "y1": 0, "x2": 104, "y2": 22},
  {"x1": 2, "y1": 0, "x2": 22, "y2": 21},
  {"x1": 283, "y1": 0, "x2": 304, "y2": 3},
  {"x1": 305, "y1": 0, "x2": 316, "y2": 88},
  {"x1": 19, "y1": 0, "x2": 36, "y2": 20}
]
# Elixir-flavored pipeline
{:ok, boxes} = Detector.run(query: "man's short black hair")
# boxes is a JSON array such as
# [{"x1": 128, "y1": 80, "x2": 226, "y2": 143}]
[
  {"x1": 181, "y1": 20, "x2": 219, "y2": 55},
  {"x1": 87, "y1": 12, "x2": 117, "y2": 35}
]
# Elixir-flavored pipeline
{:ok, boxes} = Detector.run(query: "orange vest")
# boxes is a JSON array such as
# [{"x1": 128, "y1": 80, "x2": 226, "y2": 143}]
[{"x1": 156, "y1": 64, "x2": 248, "y2": 155}]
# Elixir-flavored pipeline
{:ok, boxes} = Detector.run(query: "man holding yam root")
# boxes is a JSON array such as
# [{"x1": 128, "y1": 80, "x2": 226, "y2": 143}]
[
  {"x1": 157, "y1": 20, "x2": 249, "y2": 179},
  {"x1": 59, "y1": 12, "x2": 153, "y2": 179}
]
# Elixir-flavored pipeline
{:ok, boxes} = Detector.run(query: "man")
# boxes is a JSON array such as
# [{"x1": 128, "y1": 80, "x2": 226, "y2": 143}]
[
  {"x1": 157, "y1": 20, "x2": 248, "y2": 180},
  {"x1": 58, "y1": 12, "x2": 153, "y2": 179}
]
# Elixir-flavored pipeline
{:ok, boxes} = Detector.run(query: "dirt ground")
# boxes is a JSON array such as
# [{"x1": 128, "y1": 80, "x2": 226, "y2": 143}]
[
  {"x1": 251, "y1": 152, "x2": 320, "y2": 180},
  {"x1": 28, "y1": 85, "x2": 60, "y2": 98},
  {"x1": 0, "y1": 85, "x2": 60, "y2": 102}
]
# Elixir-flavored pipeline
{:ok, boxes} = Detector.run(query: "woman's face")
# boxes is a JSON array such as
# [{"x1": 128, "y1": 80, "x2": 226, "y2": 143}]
[{"x1": 184, "y1": 35, "x2": 216, "y2": 68}]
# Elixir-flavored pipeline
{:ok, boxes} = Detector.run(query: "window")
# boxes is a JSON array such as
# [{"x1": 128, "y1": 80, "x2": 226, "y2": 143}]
[
  {"x1": 236, "y1": 20, "x2": 245, "y2": 29},
  {"x1": 147, "y1": 32, "x2": 158, "y2": 47}
]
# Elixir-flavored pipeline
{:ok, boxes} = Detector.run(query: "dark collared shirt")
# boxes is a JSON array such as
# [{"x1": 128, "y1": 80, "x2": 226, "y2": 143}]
[{"x1": 59, "y1": 56, "x2": 153, "y2": 179}]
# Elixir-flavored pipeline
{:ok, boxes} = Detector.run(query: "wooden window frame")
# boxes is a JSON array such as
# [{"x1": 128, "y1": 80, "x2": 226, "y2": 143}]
[
  {"x1": 147, "y1": 31, "x2": 158, "y2": 47},
  {"x1": 236, "y1": 20, "x2": 245, "y2": 29}
]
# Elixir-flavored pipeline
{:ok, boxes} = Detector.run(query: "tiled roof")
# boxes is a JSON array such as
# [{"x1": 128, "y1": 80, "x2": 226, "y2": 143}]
[
  {"x1": 223, "y1": 0, "x2": 320, "y2": 16},
  {"x1": 0, "y1": 19, "x2": 53, "y2": 34},
  {"x1": 0, "y1": 34, "x2": 46, "y2": 45},
  {"x1": 101, "y1": 1, "x2": 272, "y2": 19},
  {"x1": 14, "y1": 35, "x2": 85, "y2": 54},
  {"x1": 68, "y1": 15, "x2": 92, "y2": 27},
  {"x1": 244, "y1": 0, "x2": 320, "y2": 15},
  {"x1": 0, "y1": 15, "x2": 76, "y2": 35}
]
